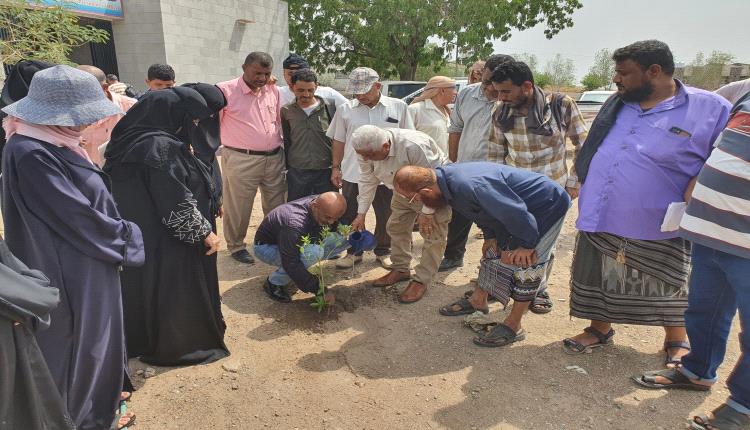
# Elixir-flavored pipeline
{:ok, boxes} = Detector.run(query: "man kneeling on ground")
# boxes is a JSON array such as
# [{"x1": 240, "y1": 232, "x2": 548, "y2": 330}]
[
  {"x1": 394, "y1": 163, "x2": 570, "y2": 347},
  {"x1": 254, "y1": 192, "x2": 347, "y2": 304}
]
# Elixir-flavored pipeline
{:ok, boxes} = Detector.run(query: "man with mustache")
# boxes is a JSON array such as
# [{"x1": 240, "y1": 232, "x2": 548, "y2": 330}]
[
  {"x1": 393, "y1": 163, "x2": 570, "y2": 346},
  {"x1": 562, "y1": 40, "x2": 731, "y2": 365}
]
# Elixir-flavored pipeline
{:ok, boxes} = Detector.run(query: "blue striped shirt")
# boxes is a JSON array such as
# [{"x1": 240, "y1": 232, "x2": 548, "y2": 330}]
[{"x1": 680, "y1": 94, "x2": 750, "y2": 258}]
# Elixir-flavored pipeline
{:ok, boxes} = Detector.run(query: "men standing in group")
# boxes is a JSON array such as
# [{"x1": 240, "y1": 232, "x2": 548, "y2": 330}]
[
  {"x1": 281, "y1": 69, "x2": 338, "y2": 201},
  {"x1": 485, "y1": 60, "x2": 589, "y2": 313},
  {"x1": 77, "y1": 65, "x2": 137, "y2": 166},
  {"x1": 144, "y1": 63, "x2": 176, "y2": 91},
  {"x1": 218, "y1": 51, "x2": 286, "y2": 264},
  {"x1": 327, "y1": 67, "x2": 415, "y2": 269},
  {"x1": 278, "y1": 53, "x2": 347, "y2": 107},
  {"x1": 350, "y1": 125, "x2": 450, "y2": 303},
  {"x1": 563, "y1": 40, "x2": 731, "y2": 367},
  {"x1": 438, "y1": 54, "x2": 513, "y2": 272}
]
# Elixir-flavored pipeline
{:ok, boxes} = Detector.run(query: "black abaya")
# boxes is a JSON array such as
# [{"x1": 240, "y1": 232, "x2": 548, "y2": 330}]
[{"x1": 104, "y1": 87, "x2": 229, "y2": 366}]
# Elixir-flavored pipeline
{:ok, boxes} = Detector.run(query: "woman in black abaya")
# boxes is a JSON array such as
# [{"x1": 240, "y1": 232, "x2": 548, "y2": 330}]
[{"x1": 104, "y1": 85, "x2": 230, "y2": 366}]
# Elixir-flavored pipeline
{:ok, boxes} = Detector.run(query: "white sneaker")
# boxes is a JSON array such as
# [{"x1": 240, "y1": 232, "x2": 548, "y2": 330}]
[
  {"x1": 335, "y1": 254, "x2": 362, "y2": 269},
  {"x1": 376, "y1": 255, "x2": 393, "y2": 269}
]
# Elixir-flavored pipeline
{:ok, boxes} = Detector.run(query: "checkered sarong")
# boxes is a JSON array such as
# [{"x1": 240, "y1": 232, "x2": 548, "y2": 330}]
[{"x1": 477, "y1": 249, "x2": 547, "y2": 306}]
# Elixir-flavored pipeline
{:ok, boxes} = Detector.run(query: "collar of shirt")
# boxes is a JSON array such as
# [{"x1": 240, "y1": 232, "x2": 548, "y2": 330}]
[
  {"x1": 470, "y1": 84, "x2": 493, "y2": 103},
  {"x1": 622, "y1": 79, "x2": 688, "y2": 116},
  {"x1": 435, "y1": 168, "x2": 453, "y2": 202},
  {"x1": 238, "y1": 76, "x2": 266, "y2": 97},
  {"x1": 290, "y1": 95, "x2": 326, "y2": 113},
  {"x1": 351, "y1": 96, "x2": 385, "y2": 109}
]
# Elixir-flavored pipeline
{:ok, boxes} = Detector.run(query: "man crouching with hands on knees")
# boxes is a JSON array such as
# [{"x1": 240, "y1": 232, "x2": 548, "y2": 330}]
[
  {"x1": 393, "y1": 163, "x2": 571, "y2": 347},
  {"x1": 253, "y1": 192, "x2": 347, "y2": 305}
]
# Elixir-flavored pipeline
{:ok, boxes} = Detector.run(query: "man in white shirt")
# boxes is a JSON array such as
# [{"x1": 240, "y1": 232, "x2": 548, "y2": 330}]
[
  {"x1": 327, "y1": 67, "x2": 415, "y2": 269},
  {"x1": 351, "y1": 125, "x2": 450, "y2": 303},
  {"x1": 716, "y1": 78, "x2": 750, "y2": 105},
  {"x1": 278, "y1": 53, "x2": 348, "y2": 107}
]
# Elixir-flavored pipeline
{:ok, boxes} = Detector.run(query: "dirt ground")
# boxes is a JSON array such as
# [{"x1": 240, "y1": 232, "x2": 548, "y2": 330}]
[{"x1": 121, "y1": 198, "x2": 743, "y2": 430}]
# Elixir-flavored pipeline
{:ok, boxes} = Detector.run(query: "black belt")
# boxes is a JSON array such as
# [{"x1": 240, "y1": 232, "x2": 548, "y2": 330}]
[{"x1": 224, "y1": 146, "x2": 281, "y2": 156}]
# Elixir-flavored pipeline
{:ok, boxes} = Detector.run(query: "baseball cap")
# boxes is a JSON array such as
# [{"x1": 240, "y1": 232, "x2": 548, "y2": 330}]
[{"x1": 346, "y1": 67, "x2": 379, "y2": 95}]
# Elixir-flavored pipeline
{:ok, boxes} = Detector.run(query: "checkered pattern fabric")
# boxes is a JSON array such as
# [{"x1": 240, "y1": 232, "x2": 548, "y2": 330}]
[
  {"x1": 488, "y1": 95, "x2": 588, "y2": 187},
  {"x1": 346, "y1": 67, "x2": 379, "y2": 95}
]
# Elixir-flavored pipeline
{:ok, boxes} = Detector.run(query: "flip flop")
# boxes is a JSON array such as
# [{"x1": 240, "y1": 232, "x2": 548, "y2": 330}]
[
  {"x1": 462, "y1": 289, "x2": 498, "y2": 303},
  {"x1": 439, "y1": 298, "x2": 489, "y2": 316},
  {"x1": 631, "y1": 368, "x2": 711, "y2": 392},
  {"x1": 472, "y1": 323, "x2": 526, "y2": 347},
  {"x1": 691, "y1": 404, "x2": 750, "y2": 429}
]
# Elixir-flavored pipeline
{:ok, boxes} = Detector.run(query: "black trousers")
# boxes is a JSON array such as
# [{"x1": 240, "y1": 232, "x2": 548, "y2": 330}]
[
  {"x1": 286, "y1": 167, "x2": 336, "y2": 201},
  {"x1": 443, "y1": 209, "x2": 473, "y2": 260},
  {"x1": 340, "y1": 180, "x2": 391, "y2": 256}
]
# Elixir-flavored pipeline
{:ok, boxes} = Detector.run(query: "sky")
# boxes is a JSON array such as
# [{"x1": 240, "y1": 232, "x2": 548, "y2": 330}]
[{"x1": 490, "y1": 0, "x2": 750, "y2": 82}]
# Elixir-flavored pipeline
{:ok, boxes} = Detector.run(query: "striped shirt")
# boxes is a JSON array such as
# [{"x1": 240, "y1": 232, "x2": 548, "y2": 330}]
[
  {"x1": 680, "y1": 95, "x2": 750, "y2": 258},
  {"x1": 489, "y1": 94, "x2": 588, "y2": 187}
]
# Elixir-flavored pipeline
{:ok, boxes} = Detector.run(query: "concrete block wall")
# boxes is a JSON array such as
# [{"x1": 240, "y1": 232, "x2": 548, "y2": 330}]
[
  {"x1": 111, "y1": 1, "x2": 168, "y2": 91},
  {"x1": 112, "y1": 0, "x2": 288, "y2": 90}
]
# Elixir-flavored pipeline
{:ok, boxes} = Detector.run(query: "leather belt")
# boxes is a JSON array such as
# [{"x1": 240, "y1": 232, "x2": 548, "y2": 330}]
[{"x1": 224, "y1": 146, "x2": 281, "y2": 156}]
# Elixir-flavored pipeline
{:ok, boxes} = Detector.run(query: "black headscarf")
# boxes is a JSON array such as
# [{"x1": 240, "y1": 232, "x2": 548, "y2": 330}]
[
  {"x1": 178, "y1": 83, "x2": 226, "y2": 164},
  {"x1": 0, "y1": 60, "x2": 55, "y2": 172},
  {"x1": 103, "y1": 86, "x2": 211, "y2": 171}
]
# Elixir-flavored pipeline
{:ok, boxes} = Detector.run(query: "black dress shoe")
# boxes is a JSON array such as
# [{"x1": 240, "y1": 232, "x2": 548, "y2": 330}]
[
  {"x1": 438, "y1": 257, "x2": 464, "y2": 272},
  {"x1": 231, "y1": 249, "x2": 255, "y2": 264},
  {"x1": 263, "y1": 279, "x2": 291, "y2": 303}
]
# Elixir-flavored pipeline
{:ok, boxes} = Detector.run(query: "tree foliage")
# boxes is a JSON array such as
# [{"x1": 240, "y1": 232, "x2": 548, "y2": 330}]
[
  {"x1": 582, "y1": 48, "x2": 614, "y2": 90},
  {"x1": 580, "y1": 72, "x2": 605, "y2": 91},
  {"x1": 544, "y1": 53, "x2": 575, "y2": 89},
  {"x1": 685, "y1": 50, "x2": 734, "y2": 90},
  {"x1": 514, "y1": 52, "x2": 551, "y2": 89},
  {"x1": 0, "y1": 0, "x2": 109, "y2": 66},
  {"x1": 289, "y1": 0, "x2": 583, "y2": 80}
]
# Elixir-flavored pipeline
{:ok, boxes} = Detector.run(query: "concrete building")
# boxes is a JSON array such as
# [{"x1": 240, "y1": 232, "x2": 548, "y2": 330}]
[{"x1": 37, "y1": 0, "x2": 289, "y2": 91}]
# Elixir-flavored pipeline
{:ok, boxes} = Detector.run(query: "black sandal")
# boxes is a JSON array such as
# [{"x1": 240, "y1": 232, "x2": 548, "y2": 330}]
[
  {"x1": 631, "y1": 368, "x2": 711, "y2": 391},
  {"x1": 439, "y1": 298, "x2": 489, "y2": 316},
  {"x1": 562, "y1": 326, "x2": 615, "y2": 354},
  {"x1": 664, "y1": 340, "x2": 691, "y2": 367},
  {"x1": 691, "y1": 404, "x2": 750, "y2": 429},
  {"x1": 529, "y1": 290, "x2": 553, "y2": 314},
  {"x1": 473, "y1": 323, "x2": 526, "y2": 347}
]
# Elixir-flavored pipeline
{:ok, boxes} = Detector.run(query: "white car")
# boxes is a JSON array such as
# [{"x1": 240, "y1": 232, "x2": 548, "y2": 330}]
[
  {"x1": 379, "y1": 81, "x2": 427, "y2": 99},
  {"x1": 401, "y1": 79, "x2": 469, "y2": 106},
  {"x1": 577, "y1": 90, "x2": 615, "y2": 123}
]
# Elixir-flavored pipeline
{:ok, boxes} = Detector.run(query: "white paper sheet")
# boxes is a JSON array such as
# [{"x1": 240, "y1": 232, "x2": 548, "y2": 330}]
[{"x1": 660, "y1": 202, "x2": 687, "y2": 232}]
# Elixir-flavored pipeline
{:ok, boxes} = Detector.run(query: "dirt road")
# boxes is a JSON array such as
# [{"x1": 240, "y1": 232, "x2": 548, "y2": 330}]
[{"x1": 127, "y1": 201, "x2": 740, "y2": 430}]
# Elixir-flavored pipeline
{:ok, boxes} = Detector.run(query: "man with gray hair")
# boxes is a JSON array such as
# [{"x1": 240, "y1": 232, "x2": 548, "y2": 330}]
[
  {"x1": 350, "y1": 125, "x2": 449, "y2": 303},
  {"x1": 327, "y1": 67, "x2": 415, "y2": 269}
]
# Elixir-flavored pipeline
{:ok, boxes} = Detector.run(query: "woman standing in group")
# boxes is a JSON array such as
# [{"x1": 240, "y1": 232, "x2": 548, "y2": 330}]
[
  {"x1": 104, "y1": 84, "x2": 229, "y2": 367},
  {"x1": 408, "y1": 76, "x2": 457, "y2": 155},
  {"x1": 2, "y1": 65, "x2": 145, "y2": 430}
]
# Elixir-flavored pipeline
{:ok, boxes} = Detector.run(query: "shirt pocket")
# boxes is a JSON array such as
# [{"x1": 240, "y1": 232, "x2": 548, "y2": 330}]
[{"x1": 638, "y1": 126, "x2": 695, "y2": 170}]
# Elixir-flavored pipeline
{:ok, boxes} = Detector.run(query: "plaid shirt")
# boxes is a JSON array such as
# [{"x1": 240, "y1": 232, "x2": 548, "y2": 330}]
[{"x1": 488, "y1": 94, "x2": 588, "y2": 188}]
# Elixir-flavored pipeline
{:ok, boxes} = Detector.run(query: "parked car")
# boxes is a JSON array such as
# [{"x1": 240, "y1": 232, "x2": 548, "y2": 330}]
[
  {"x1": 576, "y1": 90, "x2": 615, "y2": 124},
  {"x1": 380, "y1": 81, "x2": 427, "y2": 99},
  {"x1": 401, "y1": 79, "x2": 469, "y2": 106}
]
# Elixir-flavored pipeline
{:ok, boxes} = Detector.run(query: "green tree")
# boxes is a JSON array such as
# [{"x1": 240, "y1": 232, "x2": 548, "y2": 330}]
[
  {"x1": 289, "y1": 0, "x2": 583, "y2": 80},
  {"x1": 686, "y1": 50, "x2": 734, "y2": 90},
  {"x1": 0, "y1": 0, "x2": 109, "y2": 66},
  {"x1": 544, "y1": 53, "x2": 575, "y2": 89},
  {"x1": 535, "y1": 72, "x2": 552, "y2": 89},
  {"x1": 580, "y1": 72, "x2": 605, "y2": 91},
  {"x1": 584, "y1": 48, "x2": 614, "y2": 90}
]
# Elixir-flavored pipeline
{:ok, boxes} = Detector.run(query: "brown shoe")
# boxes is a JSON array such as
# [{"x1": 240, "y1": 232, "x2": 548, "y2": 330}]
[
  {"x1": 399, "y1": 281, "x2": 427, "y2": 303},
  {"x1": 372, "y1": 270, "x2": 410, "y2": 287}
]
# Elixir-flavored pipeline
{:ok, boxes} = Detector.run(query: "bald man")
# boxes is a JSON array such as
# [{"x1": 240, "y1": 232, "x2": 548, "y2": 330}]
[
  {"x1": 253, "y1": 192, "x2": 348, "y2": 303},
  {"x1": 77, "y1": 65, "x2": 137, "y2": 166},
  {"x1": 394, "y1": 163, "x2": 570, "y2": 347}
]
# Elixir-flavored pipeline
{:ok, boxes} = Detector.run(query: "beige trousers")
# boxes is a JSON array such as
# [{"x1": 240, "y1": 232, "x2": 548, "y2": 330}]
[
  {"x1": 387, "y1": 193, "x2": 451, "y2": 287},
  {"x1": 221, "y1": 149, "x2": 286, "y2": 253}
]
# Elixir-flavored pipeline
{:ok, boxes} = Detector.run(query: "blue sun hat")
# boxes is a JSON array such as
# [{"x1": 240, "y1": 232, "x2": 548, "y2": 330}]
[{"x1": 348, "y1": 230, "x2": 376, "y2": 254}]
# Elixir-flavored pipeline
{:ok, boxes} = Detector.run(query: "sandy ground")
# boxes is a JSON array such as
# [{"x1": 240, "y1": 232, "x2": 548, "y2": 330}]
[{"x1": 118, "y1": 198, "x2": 742, "y2": 430}]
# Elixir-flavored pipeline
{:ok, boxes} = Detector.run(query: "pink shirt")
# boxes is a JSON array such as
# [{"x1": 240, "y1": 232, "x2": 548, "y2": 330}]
[
  {"x1": 216, "y1": 77, "x2": 282, "y2": 151},
  {"x1": 81, "y1": 91, "x2": 137, "y2": 166}
]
